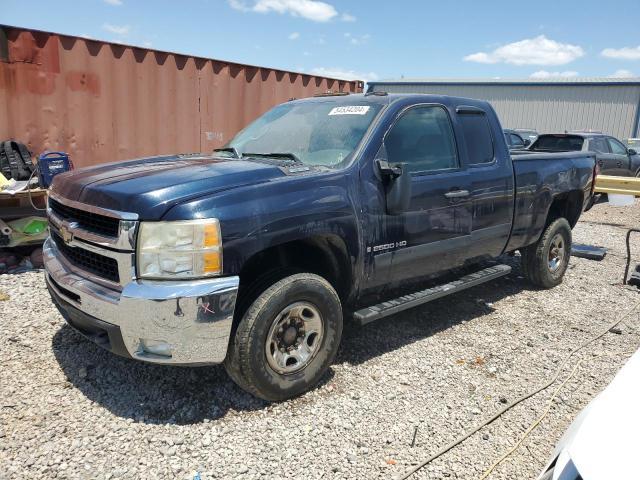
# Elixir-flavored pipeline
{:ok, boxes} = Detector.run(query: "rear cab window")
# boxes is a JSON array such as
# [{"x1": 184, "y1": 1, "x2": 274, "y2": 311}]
[
  {"x1": 457, "y1": 108, "x2": 495, "y2": 165},
  {"x1": 530, "y1": 135, "x2": 584, "y2": 152}
]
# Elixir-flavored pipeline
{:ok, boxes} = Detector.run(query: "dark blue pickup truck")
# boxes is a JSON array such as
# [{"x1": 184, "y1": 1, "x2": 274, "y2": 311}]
[{"x1": 44, "y1": 93, "x2": 597, "y2": 400}]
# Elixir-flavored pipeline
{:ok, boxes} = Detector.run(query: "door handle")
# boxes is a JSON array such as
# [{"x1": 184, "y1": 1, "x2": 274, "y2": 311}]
[
  {"x1": 617, "y1": 162, "x2": 623, "y2": 167},
  {"x1": 597, "y1": 159, "x2": 604, "y2": 166},
  {"x1": 444, "y1": 189, "x2": 470, "y2": 199}
]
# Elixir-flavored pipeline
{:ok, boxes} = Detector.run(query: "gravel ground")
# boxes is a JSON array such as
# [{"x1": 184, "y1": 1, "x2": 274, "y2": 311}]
[{"x1": 1, "y1": 202, "x2": 639, "y2": 480}]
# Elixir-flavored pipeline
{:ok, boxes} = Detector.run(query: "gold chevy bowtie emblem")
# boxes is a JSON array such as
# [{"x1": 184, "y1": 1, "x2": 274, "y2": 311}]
[{"x1": 60, "y1": 225, "x2": 74, "y2": 244}]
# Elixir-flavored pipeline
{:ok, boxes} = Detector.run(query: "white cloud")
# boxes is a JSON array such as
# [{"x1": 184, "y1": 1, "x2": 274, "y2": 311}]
[
  {"x1": 464, "y1": 35, "x2": 584, "y2": 66},
  {"x1": 341, "y1": 12, "x2": 356, "y2": 22},
  {"x1": 143, "y1": 41, "x2": 153, "y2": 48},
  {"x1": 303, "y1": 51, "x2": 310, "y2": 56},
  {"x1": 102, "y1": 23, "x2": 130, "y2": 35},
  {"x1": 530, "y1": 70, "x2": 579, "y2": 79},
  {"x1": 344, "y1": 32, "x2": 370, "y2": 46},
  {"x1": 288, "y1": 32, "x2": 300, "y2": 40},
  {"x1": 103, "y1": 0, "x2": 123, "y2": 5},
  {"x1": 601, "y1": 45, "x2": 640, "y2": 60},
  {"x1": 229, "y1": 0, "x2": 337, "y2": 22},
  {"x1": 609, "y1": 69, "x2": 635, "y2": 78},
  {"x1": 311, "y1": 67, "x2": 378, "y2": 82}
]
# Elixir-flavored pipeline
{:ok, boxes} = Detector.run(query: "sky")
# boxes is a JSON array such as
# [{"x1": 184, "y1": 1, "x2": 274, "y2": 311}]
[{"x1": 2, "y1": 0, "x2": 640, "y2": 82}]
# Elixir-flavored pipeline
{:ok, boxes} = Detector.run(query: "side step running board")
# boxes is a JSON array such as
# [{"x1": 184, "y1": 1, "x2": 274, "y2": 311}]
[{"x1": 353, "y1": 264, "x2": 512, "y2": 326}]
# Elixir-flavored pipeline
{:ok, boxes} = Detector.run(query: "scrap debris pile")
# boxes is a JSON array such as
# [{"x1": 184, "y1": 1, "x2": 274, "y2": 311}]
[{"x1": 0, "y1": 140, "x2": 72, "y2": 273}]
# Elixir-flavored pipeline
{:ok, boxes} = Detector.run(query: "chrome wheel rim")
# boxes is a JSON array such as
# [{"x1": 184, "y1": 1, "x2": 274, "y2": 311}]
[
  {"x1": 265, "y1": 302, "x2": 324, "y2": 375},
  {"x1": 548, "y1": 233, "x2": 565, "y2": 272}
]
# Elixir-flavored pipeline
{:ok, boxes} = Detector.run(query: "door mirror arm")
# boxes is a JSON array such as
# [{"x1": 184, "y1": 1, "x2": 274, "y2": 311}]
[
  {"x1": 629, "y1": 148, "x2": 637, "y2": 156},
  {"x1": 376, "y1": 159, "x2": 403, "y2": 179}
]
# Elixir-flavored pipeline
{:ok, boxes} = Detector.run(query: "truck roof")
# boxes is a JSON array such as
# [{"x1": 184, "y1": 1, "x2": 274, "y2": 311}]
[{"x1": 292, "y1": 92, "x2": 494, "y2": 111}]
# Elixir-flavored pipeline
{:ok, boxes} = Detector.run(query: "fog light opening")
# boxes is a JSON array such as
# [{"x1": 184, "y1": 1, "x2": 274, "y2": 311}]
[{"x1": 139, "y1": 339, "x2": 174, "y2": 358}]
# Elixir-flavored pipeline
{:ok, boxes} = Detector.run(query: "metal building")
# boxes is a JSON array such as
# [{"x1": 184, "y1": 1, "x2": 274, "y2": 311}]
[
  {"x1": 368, "y1": 78, "x2": 640, "y2": 139},
  {"x1": 0, "y1": 25, "x2": 363, "y2": 168}
]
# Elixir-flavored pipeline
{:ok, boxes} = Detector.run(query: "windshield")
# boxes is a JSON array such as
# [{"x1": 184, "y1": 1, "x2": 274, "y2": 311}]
[
  {"x1": 220, "y1": 101, "x2": 383, "y2": 168},
  {"x1": 530, "y1": 135, "x2": 584, "y2": 152}
]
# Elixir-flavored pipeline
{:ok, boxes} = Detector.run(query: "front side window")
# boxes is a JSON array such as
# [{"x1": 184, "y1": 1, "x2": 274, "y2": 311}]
[
  {"x1": 222, "y1": 101, "x2": 383, "y2": 168},
  {"x1": 607, "y1": 137, "x2": 628, "y2": 155},
  {"x1": 384, "y1": 106, "x2": 458, "y2": 173},
  {"x1": 458, "y1": 111, "x2": 494, "y2": 165}
]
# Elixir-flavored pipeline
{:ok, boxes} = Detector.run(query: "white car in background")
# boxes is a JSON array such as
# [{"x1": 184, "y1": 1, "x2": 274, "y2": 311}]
[{"x1": 538, "y1": 349, "x2": 640, "y2": 479}]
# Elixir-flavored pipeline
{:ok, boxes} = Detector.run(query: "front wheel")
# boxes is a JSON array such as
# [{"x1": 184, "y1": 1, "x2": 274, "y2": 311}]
[
  {"x1": 521, "y1": 218, "x2": 572, "y2": 289},
  {"x1": 224, "y1": 273, "x2": 343, "y2": 401}
]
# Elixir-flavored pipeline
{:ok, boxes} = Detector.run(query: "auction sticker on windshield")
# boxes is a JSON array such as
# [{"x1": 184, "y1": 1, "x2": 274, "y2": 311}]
[{"x1": 328, "y1": 106, "x2": 371, "y2": 115}]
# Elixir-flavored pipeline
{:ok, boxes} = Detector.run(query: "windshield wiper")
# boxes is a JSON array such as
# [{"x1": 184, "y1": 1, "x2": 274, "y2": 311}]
[
  {"x1": 242, "y1": 152, "x2": 302, "y2": 164},
  {"x1": 213, "y1": 147, "x2": 240, "y2": 158}
]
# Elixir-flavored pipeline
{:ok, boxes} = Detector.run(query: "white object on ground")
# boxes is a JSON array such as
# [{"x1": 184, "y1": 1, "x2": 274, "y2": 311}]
[{"x1": 608, "y1": 194, "x2": 635, "y2": 207}]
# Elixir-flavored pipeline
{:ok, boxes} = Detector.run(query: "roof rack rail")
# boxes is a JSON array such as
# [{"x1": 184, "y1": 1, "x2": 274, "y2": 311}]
[{"x1": 313, "y1": 91, "x2": 350, "y2": 97}]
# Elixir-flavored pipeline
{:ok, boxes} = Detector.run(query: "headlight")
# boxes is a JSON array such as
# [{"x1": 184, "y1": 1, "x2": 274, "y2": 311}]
[{"x1": 137, "y1": 219, "x2": 222, "y2": 279}]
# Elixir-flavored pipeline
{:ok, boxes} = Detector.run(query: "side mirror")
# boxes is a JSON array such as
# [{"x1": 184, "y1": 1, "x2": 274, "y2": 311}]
[
  {"x1": 629, "y1": 148, "x2": 637, "y2": 156},
  {"x1": 524, "y1": 139, "x2": 531, "y2": 147},
  {"x1": 376, "y1": 159, "x2": 411, "y2": 215}
]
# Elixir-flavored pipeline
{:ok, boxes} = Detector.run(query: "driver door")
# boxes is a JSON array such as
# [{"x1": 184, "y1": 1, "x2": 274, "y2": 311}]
[{"x1": 383, "y1": 104, "x2": 473, "y2": 284}]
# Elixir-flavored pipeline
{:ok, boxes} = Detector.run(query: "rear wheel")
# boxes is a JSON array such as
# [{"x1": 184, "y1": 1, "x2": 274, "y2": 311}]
[
  {"x1": 224, "y1": 273, "x2": 342, "y2": 401},
  {"x1": 521, "y1": 218, "x2": 572, "y2": 289}
]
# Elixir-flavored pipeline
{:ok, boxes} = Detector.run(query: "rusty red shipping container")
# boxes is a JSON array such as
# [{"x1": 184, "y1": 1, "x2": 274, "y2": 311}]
[{"x1": 0, "y1": 25, "x2": 363, "y2": 168}]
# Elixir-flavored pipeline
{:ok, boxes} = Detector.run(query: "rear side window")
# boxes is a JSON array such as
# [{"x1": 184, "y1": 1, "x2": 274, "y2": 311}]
[
  {"x1": 385, "y1": 106, "x2": 458, "y2": 173},
  {"x1": 589, "y1": 137, "x2": 609, "y2": 153},
  {"x1": 531, "y1": 135, "x2": 584, "y2": 152},
  {"x1": 458, "y1": 111, "x2": 494, "y2": 165}
]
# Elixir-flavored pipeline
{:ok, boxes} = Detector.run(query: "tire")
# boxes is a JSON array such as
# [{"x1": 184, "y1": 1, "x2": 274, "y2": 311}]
[
  {"x1": 224, "y1": 273, "x2": 343, "y2": 401},
  {"x1": 521, "y1": 218, "x2": 572, "y2": 289}
]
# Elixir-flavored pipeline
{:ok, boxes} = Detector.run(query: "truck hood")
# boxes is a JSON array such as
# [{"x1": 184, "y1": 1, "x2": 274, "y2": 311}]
[{"x1": 50, "y1": 154, "x2": 289, "y2": 219}]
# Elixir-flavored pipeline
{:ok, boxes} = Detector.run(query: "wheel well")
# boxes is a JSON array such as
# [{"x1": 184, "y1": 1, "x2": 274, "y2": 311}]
[
  {"x1": 546, "y1": 190, "x2": 583, "y2": 228},
  {"x1": 237, "y1": 235, "x2": 353, "y2": 306}
]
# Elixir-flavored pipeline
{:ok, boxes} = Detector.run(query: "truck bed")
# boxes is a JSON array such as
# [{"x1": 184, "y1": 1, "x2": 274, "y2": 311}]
[{"x1": 506, "y1": 151, "x2": 596, "y2": 252}]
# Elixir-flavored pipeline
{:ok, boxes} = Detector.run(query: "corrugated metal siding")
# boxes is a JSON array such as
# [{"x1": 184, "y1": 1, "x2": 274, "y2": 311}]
[
  {"x1": 371, "y1": 83, "x2": 640, "y2": 139},
  {"x1": 0, "y1": 26, "x2": 362, "y2": 168}
]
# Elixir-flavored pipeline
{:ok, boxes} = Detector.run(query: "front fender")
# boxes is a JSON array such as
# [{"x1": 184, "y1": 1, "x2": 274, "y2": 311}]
[{"x1": 162, "y1": 171, "x2": 361, "y2": 280}]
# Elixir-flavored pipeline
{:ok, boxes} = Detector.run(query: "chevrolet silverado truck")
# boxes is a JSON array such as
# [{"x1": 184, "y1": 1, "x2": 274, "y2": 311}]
[{"x1": 44, "y1": 93, "x2": 597, "y2": 401}]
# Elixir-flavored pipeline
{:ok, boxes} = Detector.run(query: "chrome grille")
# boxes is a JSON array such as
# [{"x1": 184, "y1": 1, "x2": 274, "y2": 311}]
[
  {"x1": 49, "y1": 197, "x2": 120, "y2": 237},
  {"x1": 51, "y1": 231, "x2": 120, "y2": 283}
]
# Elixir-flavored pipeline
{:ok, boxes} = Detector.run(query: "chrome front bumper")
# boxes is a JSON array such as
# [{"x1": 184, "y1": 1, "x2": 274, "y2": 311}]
[{"x1": 43, "y1": 237, "x2": 239, "y2": 365}]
